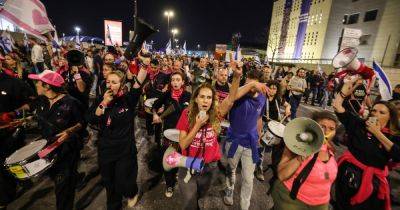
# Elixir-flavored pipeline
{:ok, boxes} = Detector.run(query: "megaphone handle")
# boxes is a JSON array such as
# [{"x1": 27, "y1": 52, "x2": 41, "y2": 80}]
[{"x1": 184, "y1": 170, "x2": 192, "y2": 183}]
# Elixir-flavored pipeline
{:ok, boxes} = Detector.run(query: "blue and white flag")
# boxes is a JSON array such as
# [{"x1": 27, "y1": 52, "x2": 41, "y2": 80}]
[
  {"x1": 264, "y1": 53, "x2": 269, "y2": 64},
  {"x1": 23, "y1": 32, "x2": 29, "y2": 48},
  {"x1": 0, "y1": 30, "x2": 14, "y2": 53},
  {"x1": 165, "y1": 39, "x2": 172, "y2": 55},
  {"x1": 234, "y1": 44, "x2": 242, "y2": 61},
  {"x1": 254, "y1": 55, "x2": 261, "y2": 65},
  {"x1": 372, "y1": 61, "x2": 392, "y2": 101},
  {"x1": 182, "y1": 41, "x2": 187, "y2": 55},
  {"x1": 52, "y1": 31, "x2": 61, "y2": 49}
]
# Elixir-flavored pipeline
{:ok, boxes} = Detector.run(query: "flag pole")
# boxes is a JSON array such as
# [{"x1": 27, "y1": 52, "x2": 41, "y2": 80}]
[{"x1": 381, "y1": 34, "x2": 391, "y2": 66}]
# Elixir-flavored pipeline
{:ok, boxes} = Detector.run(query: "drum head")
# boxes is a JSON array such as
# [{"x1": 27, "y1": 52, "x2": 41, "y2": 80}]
[
  {"x1": 163, "y1": 129, "x2": 180, "y2": 143},
  {"x1": 5, "y1": 139, "x2": 47, "y2": 165},
  {"x1": 267, "y1": 121, "x2": 285, "y2": 138},
  {"x1": 221, "y1": 121, "x2": 230, "y2": 128},
  {"x1": 144, "y1": 98, "x2": 158, "y2": 108}
]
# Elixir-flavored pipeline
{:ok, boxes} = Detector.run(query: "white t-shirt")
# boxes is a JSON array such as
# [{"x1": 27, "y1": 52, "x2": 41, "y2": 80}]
[
  {"x1": 31, "y1": 44, "x2": 44, "y2": 63},
  {"x1": 288, "y1": 76, "x2": 307, "y2": 95}
]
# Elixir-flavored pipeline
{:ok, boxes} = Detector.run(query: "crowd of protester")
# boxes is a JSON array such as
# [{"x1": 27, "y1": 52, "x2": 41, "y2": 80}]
[{"x1": 0, "y1": 36, "x2": 399, "y2": 210}]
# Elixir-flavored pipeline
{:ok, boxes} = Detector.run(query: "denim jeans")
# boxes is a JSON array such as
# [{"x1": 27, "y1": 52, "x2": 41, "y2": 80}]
[
  {"x1": 225, "y1": 142, "x2": 256, "y2": 210},
  {"x1": 289, "y1": 94, "x2": 302, "y2": 119}
]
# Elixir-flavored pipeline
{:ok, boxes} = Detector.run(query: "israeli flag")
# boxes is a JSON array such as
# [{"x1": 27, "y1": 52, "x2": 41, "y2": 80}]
[
  {"x1": 234, "y1": 44, "x2": 242, "y2": 61},
  {"x1": 165, "y1": 39, "x2": 172, "y2": 55},
  {"x1": 372, "y1": 61, "x2": 392, "y2": 101},
  {"x1": 182, "y1": 41, "x2": 187, "y2": 55},
  {"x1": 0, "y1": 30, "x2": 14, "y2": 53}
]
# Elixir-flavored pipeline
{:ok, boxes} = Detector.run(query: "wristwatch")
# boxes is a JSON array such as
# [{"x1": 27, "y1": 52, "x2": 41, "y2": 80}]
[{"x1": 98, "y1": 103, "x2": 107, "y2": 114}]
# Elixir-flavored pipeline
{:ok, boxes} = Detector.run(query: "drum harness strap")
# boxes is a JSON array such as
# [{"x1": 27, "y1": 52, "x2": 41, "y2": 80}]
[{"x1": 265, "y1": 98, "x2": 281, "y2": 121}]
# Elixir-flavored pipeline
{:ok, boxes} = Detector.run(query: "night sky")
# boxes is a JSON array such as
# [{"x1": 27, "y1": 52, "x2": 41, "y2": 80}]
[{"x1": 41, "y1": 0, "x2": 273, "y2": 50}]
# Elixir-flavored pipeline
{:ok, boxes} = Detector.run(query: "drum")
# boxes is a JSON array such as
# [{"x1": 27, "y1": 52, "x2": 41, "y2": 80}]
[
  {"x1": 163, "y1": 129, "x2": 180, "y2": 143},
  {"x1": 4, "y1": 139, "x2": 55, "y2": 180},
  {"x1": 261, "y1": 121, "x2": 285, "y2": 146},
  {"x1": 267, "y1": 121, "x2": 285, "y2": 138},
  {"x1": 144, "y1": 98, "x2": 158, "y2": 114}
]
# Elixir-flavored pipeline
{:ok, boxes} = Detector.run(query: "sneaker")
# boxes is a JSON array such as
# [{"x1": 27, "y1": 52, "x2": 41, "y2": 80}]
[
  {"x1": 127, "y1": 193, "x2": 140, "y2": 208},
  {"x1": 223, "y1": 188, "x2": 234, "y2": 206},
  {"x1": 165, "y1": 187, "x2": 174, "y2": 198},
  {"x1": 255, "y1": 168, "x2": 265, "y2": 181}
]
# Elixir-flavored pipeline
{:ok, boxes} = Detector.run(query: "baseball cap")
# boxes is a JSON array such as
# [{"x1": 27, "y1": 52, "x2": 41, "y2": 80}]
[{"x1": 28, "y1": 70, "x2": 65, "y2": 87}]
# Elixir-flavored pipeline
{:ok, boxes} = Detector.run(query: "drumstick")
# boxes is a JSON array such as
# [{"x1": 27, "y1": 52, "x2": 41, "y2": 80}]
[
  {"x1": 280, "y1": 115, "x2": 288, "y2": 124},
  {"x1": 38, "y1": 140, "x2": 63, "y2": 158}
]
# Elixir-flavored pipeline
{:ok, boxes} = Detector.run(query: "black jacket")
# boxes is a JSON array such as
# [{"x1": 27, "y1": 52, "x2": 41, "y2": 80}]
[{"x1": 152, "y1": 90, "x2": 191, "y2": 130}]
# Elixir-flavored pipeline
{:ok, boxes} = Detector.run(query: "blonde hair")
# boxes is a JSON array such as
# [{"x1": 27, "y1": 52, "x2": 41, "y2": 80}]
[{"x1": 188, "y1": 83, "x2": 221, "y2": 134}]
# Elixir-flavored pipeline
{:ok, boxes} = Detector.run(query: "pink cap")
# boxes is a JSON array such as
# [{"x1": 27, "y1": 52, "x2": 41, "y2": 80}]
[{"x1": 28, "y1": 70, "x2": 65, "y2": 87}]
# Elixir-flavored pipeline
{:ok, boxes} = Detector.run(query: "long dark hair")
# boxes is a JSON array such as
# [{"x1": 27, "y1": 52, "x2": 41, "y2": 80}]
[
  {"x1": 266, "y1": 80, "x2": 282, "y2": 103},
  {"x1": 372, "y1": 101, "x2": 400, "y2": 135}
]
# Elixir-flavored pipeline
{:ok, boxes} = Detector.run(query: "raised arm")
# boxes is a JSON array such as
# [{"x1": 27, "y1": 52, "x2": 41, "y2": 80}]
[
  {"x1": 218, "y1": 60, "x2": 243, "y2": 118},
  {"x1": 333, "y1": 76, "x2": 360, "y2": 114}
]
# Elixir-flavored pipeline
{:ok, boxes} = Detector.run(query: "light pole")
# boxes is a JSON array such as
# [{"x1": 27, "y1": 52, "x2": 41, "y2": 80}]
[
  {"x1": 74, "y1": 26, "x2": 81, "y2": 43},
  {"x1": 171, "y1": 28, "x2": 178, "y2": 48},
  {"x1": 164, "y1": 10, "x2": 174, "y2": 38},
  {"x1": 197, "y1": 44, "x2": 200, "y2": 51}
]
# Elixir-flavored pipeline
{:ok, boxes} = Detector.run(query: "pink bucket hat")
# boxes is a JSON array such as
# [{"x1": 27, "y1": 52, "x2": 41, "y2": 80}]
[{"x1": 28, "y1": 70, "x2": 65, "y2": 87}]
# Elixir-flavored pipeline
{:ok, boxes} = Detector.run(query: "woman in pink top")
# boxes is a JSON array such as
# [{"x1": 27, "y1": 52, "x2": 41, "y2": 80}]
[{"x1": 272, "y1": 111, "x2": 339, "y2": 210}]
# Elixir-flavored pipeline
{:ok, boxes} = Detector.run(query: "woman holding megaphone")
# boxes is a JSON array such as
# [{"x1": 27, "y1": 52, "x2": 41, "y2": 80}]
[
  {"x1": 175, "y1": 60, "x2": 243, "y2": 210},
  {"x1": 271, "y1": 111, "x2": 339, "y2": 210},
  {"x1": 333, "y1": 75, "x2": 400, "y2": 210},
  {"x1": 87, "y1": 53, "x2": 149, "y2": 210}
]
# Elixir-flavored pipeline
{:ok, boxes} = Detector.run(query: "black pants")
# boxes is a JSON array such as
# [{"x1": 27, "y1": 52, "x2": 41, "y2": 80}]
[
  {"x1": 48, "y1": 149, "x2": 80, "y2": 210},
  {"x1": 178, "y1": 164, "x2": 217, "y2": 210},
  {"x1": 145, "y1": 113, "x2": 162, "y2": 145},
  {"x1": 335, "y1": 162, "x2": 384, "y2": 210},
  {"x1": 99, "y1": 148, "x2": 138, "y2": 210},
  {"x1": 0, "y1": 166, "x2": 17, "y2": 207}
]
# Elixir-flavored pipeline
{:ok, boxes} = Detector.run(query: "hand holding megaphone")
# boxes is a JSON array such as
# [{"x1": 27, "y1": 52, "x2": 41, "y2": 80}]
[
  {"x1": 340, "y1": 75, "x2": 361, "y2": 97},
  {"x1": 163, "y1": 147, "x2": 204, "y2": 172}
]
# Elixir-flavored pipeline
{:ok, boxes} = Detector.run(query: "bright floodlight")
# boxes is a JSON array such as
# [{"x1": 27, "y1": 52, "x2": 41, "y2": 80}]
[
  {"x1": 164, "y1": 10, "x2": 174, "y2": 17},
  {"x1": 74, "y1": 27, "x2": 81, "y2": 33},
  {"x1": 171, "y1": 28, "x2": 178, "y2": 35}
]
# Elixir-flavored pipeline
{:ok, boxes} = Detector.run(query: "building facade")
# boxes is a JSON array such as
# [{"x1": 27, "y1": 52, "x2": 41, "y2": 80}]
[{"x1": 267, "y1": 0, "x2": 400, "y2": 67}]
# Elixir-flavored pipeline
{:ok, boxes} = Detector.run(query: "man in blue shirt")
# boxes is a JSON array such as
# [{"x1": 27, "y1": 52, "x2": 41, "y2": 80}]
[{"x1": 223, "y1": 69, "x2": 267, "y2": 210}]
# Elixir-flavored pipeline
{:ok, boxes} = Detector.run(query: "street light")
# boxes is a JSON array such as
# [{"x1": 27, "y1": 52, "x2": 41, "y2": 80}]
[
  {"x1": 171, "y1": 28, "x2": 178, "y2": 48},
  {"x1": 74, "y1": 26, "x2": 81, "y2": 43},
  {"x1": 164, "y1": 10, "x2": 174, "y2": 38},
  {"x1": 197, "y1": 44, "x2": 200, "y2": 51}
]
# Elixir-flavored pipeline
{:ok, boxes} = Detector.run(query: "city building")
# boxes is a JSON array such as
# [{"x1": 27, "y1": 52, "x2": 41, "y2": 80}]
[{"x1": 267, "y1": 0, "x2": 400, "y2": 67}]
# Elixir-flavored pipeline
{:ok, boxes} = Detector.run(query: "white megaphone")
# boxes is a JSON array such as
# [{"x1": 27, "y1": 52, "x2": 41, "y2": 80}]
[
  {"x1": 332, "y1": 47, "x2": 375, "y2": 80},
  {"x1": 162, "y1": 146, "x2": 204, "y2": 172},
  {"x1": 283, "y1": 118, "x2": 325, "y2": 157}
]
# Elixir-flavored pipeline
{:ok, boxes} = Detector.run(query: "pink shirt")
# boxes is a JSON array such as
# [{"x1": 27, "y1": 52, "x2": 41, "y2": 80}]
[
  {"x1": 176, "y1": 109, "x2": 221, "y2": 163},
  {"x1": 283, "y1": 145, "x2": 337, "y2": 205}
]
